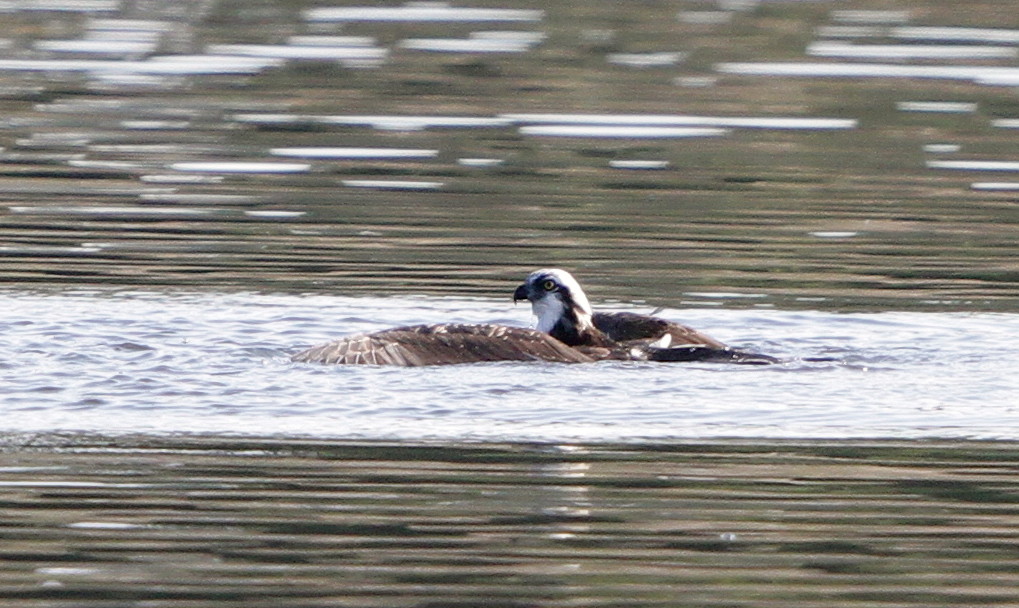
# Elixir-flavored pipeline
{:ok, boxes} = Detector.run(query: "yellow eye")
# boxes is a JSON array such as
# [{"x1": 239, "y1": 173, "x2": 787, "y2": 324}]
[{"x1": 542, "y1": 279, "x2": 557, "y2": 291}]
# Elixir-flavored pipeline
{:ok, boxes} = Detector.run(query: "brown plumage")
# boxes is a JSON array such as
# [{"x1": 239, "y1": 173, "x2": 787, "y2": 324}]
[
  {"x1": 291, "y1": 323, "x2": 595, "y2": 366},
  {"x1": 592, "y1": 311, "x2": 727, "y2": 349},
  {"x1": 514, "y1": 269, "x2": 777, "y2": 364},
  {"x1": 292, "y1": 268, "x2": 778, "y2": 367}
]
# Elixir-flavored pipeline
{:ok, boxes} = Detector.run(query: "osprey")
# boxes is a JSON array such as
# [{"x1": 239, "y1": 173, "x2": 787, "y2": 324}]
[{"x1": 292, "y1": 268, "x2": 777, "y2": 366}]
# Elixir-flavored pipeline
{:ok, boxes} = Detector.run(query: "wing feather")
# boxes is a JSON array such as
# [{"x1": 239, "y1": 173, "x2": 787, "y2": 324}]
[
  {"x1": 593, "y1": 311, "x2": 727, "y2": 348},
  {"x1": 592, "y1": 311, "x2": 779, "y2": 364},
  {"x1": 292, "y1": 324, "x2": 594, "y2": 366}
]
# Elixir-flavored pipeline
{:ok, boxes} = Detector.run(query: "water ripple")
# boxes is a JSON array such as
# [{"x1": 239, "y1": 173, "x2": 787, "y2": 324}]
[{"x1": 1, "y1": 290, "x2": 1016, "y2": 442}]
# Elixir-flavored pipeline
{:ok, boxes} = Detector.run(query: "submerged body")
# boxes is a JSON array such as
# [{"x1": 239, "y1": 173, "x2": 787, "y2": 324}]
[{"x1": 293, "y1": 269, "x2": 777, "y2": 366}]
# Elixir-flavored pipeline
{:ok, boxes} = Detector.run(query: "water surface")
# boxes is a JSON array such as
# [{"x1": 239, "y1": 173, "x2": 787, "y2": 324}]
[
  {"x1": 4, "y1": 436, "x2": 1019, "y2": 608},
  {"x1": 0, "y1": 0, "x2": 1017, "y2": 308},
  {"x1": 2, "y1": 1, "x2": 1019, "y2": 604},
  {"x1": 3, "y1": 289, "x2": 1016, "y2": 442}
]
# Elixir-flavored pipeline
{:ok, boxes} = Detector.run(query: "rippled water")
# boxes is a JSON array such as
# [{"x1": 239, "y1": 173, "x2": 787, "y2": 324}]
[
  {"x1": 3, "y1": 288, "x2": 1017, "y2": 442},
  {"x1": 0, "y1": 0, "x2": 1017, "y2": 307},
  {"x1": 6, "y1": 436, "x2": 1019, "y2": 607},
  {"x1": 2, "y1": 0, "x2": 1019, "y2": 604}
]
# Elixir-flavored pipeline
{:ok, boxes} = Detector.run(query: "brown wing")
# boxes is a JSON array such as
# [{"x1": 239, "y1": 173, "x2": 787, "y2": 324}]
[
  {"x1": 292, "y1": 323, "x2": 595, "y2": 366},
  {"x1": 592, "y1": 311, "x2": 727, "y2": 348}
]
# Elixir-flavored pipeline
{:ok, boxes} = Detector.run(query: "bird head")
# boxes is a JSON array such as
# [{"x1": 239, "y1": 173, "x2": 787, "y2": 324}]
[{"x1": 513, "y1": 268, "x2": 594, "y2": 336}]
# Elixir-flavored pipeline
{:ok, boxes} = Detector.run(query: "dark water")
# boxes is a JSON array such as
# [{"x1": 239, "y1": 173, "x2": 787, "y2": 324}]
[
  {"x1": 2, "y1": 1, "x2": 1019, "y2": 604},
  {"x1": 0, "y1": 0, "x2": 1017, "y2": 308},
  {"x1": 5, "y1": 435, "x2": 1019, "y2": 607}
]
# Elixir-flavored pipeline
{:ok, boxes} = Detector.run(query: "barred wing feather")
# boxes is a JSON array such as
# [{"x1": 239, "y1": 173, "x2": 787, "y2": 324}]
[{"x1": 292, "y1": 324, "x2": 593, "y2": 366}]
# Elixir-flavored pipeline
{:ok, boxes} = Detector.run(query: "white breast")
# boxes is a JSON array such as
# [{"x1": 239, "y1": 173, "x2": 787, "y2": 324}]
[{"x1": 531, "y1": 294, "x2": 567, "y2": 333}]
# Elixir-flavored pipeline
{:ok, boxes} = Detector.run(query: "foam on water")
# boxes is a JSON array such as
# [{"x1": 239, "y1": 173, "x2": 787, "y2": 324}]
[
  {"x1": 399, "y1": 38, "x2": 538, "y2": 53},
  {"x1": 270, "y1": 147, "x2": 439, "y2": 159},
  {"x1": 340, "y1": 179, "x2": 444, "y2": 190},
  {"x1": 715, "y1": 62, "x2": 1019, "y2": 84},
  {"x1": 807, "y1": 42, "x2": 1017, "y2": 60},
  {"x1": 519, "y1": 126, "x2": 730, "y2": 138},
  {"x1": 896, "y1": 101, "x2": 978, "y2": 113},
  {"x1": 892, "y1": 26, "x2": 1019, "y2": 43},
  {"x1": 503, "y1": 113, "x2": 858, "y2": 130},
  {"x1": 303, "y1": 6, "x2": 544, "y2": 23},
  {"x1": 206, "y1": 44, "x2": 389, "y2": 62},
  {"x1": 927, "y1": 160, "x2": 1019, "y2": 171},
  {"x1": 169, "y1": 161, "x2": 311, "y2": 173}
]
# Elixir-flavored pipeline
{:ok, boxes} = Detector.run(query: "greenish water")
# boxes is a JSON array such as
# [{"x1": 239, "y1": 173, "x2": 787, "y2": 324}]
[
  {"x1": 0, "y1": 0, "x2": 1016, "y2": 309},
  {"x1": 1, "y1": 2, "x2": 1019, "y2": 605},
  {"x1": 4, "y1": 435, "x2": 1019, "y2": 607}
]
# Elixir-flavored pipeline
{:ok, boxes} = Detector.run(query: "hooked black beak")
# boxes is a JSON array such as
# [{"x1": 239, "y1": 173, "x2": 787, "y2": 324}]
[{"x1": 512, "y1": 283, "x2": 529, "y2": 303}]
